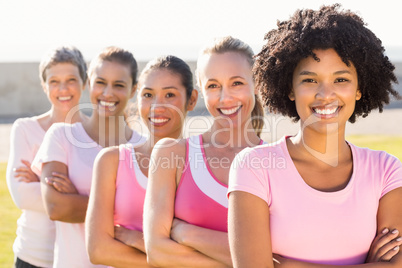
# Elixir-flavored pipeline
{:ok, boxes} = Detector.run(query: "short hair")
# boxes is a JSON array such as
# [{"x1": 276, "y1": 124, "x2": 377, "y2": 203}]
[
  {"x1": 196, "y1": 36, "x2": 264, "y2": 137},
  {"x1": 139, "y1": 55, "x2": 194, "y2": 102},
  {"x1": 254, "y1": 4, "x2": 400, "y2": 123},
  {"x1": 39, "y1": 46, "x2": 87, "y2": 84},
  {"x1": 88, "y1": 46, "x2": 138, "y2": 86}
]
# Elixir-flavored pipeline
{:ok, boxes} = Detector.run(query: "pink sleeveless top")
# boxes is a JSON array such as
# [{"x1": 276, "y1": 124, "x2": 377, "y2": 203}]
[
  {"x1": 174, "y1": 135, "x2": 230, "y2": 232},
  {"x1": 114, "y1": 143, "x2": 148, "y2": 231}
]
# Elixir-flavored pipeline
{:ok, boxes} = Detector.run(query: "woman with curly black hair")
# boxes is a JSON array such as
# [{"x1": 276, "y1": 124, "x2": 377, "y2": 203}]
[{"x1": 228, "y1": 4, "x2": 402, "y2": 267}]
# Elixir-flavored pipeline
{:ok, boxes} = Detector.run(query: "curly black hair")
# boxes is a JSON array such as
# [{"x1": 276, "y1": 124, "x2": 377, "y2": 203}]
[{"x1": 254, "y1": 3, "x2": 400, "y2": 123}]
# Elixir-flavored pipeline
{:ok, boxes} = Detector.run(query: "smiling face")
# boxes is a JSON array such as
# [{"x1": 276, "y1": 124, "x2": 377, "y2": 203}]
[
  {"x1": 88, "y1": 60, "x2": 136, "y2": 118},
  {"x1": 198, "y1": 51, "x2": 256, "y2": 130},
  {"x1": 290, "y1": 48, "x2": 361, "y2": 134},
  {"x1": 42, "y1": 62, "x2": 84, "y2": 113},
  {"x1": 137, "y1": 68, "x2": 196, "y2": 140}
]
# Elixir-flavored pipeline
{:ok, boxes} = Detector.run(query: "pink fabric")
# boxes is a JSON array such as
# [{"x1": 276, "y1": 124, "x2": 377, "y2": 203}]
[
  {"x1": 114, "y1": 143, "x2": 147, "y2": 232},
  {"x1": 174, "y1": 135, "x2": 229, "y2": 232},
  {"x1": 32, "y1": 122, "x2": 143, "y2": 268},
  {"x1": 228, "y1": 136, "x2": 402, "y2": 265}
]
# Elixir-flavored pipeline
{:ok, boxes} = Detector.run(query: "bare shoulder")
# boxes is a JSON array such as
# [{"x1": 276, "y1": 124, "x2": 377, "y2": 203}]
[
  {"x1": 152, "y1": 137, "x2": 187, "y2": 158},
  {"x1": 95, "y1": 146, "x2": 120, "y2": 165},
  {"x1": 150, "y1": 138, "x2": 188, "y2": 177}
]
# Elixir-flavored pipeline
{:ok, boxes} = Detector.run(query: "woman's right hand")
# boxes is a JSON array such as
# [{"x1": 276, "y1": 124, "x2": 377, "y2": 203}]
[
  {"x1": 114, "y1": 224, "x2": 133, "y2": 246},
  {"x1": 366, "y1": 228, "x2": 402, "y2": 262},
  {"x1": 114, "y1": 225, "x2": 146, "y2": 253}
]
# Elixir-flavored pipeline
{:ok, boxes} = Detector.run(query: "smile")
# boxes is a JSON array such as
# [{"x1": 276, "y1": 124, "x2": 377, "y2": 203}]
[
  {"x1": 312, "y1": 106, "x2": 340, "y2": 115},
  {"x1": 219, "y1": 106, "x2": 242, "y2": 116},
  {"x1": 99, "y1": 100, "x2": 117, "y2": 107},
  {"x1": 149, "y1": 118, "x2": 170, "y2": 124},
  {"x1": 58, "y1": 96, "x2": 72, "y2": 101}
]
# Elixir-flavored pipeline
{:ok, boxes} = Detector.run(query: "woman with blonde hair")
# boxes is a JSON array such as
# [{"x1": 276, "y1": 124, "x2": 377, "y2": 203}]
[{"x1": 143, "y1": 36, "x2": 264, "y2": 267}]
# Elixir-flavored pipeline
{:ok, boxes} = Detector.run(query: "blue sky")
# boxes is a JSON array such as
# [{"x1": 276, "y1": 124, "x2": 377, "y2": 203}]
[{"x1": 1, "y1": 0, "x2": 401, "y2": 62}]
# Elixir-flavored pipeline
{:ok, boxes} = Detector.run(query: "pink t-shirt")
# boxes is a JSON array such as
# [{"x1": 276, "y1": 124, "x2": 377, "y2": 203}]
[
  {"x1": 114, "y1": 143, "x2": 147, "y2": 231},
  {"x1": 32, "y1": 122, "x2": 145, "y2": 268},
  {"x1": 228, "y1": 136, "x2": 402, "y2": 265}
]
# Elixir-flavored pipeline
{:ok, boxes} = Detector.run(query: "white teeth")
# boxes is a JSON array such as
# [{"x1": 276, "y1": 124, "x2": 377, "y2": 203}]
[
  {"x1": 100, "y1": 101, "x2": 116, "y2": 107},
  {"x1": 220, "y1": 106, "x2": 241, "y2": 115},
  {"x1": 314, "y1": 107, "x2": 338, "y2": 115},
  {"x1": 150, "y1": 118, "x2": 169, "y2": 123},
  {"x1": 58, "y1": 96, "x2": 72, "y2": 101}
]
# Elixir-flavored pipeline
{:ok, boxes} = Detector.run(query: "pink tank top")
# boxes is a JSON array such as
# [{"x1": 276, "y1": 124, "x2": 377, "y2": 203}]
[
  {"x1": 114, "y1": 143, "x2": 148, "y2": 231},
  {"x1": 174, "y1": 135, "x2": 230, "y2": 232}
]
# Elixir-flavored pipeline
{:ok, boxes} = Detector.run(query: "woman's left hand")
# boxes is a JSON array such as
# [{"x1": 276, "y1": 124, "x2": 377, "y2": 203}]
[
  {"x1": 13, "y1": 159, "x2": 40, "y2": 183},
  {"x1": 45, "y1": 172, "x2": 78, "y2": 194},
  {"x1": 114, "y1": 224, "x2": 146, "y2": 252},
  {"x1": 170, "y1": 218, "x2": 189, "y2": 245},
  {"x1": 366, "y1": 228, "x2": 401, "y2": 262}
]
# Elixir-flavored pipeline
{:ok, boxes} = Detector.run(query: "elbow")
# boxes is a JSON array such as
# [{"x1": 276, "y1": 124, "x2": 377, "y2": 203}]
[
  {"x1": 48, "y1": 213, "x2": 60, "y2": 222},
  {"x1": 46, "y1": 204, "x2": 63, "y2": 221},
  {"x1": 86, "y1": 234, "x2": 111, "y2": 265},
  {"x1": 146, "y1": 253, "x2": 164, "y2": 267},
  {"x1": 87, "y1": 245, "x2": 105, "y2": 265},
  {"x1": 145, "y1": 244, "x2": 170, "y2": 267}
]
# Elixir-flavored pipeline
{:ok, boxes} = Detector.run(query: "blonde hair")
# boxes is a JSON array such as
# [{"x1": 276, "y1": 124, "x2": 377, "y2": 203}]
[{"x1": 196, "y1": 36, "x2": 264, "y2": 137}]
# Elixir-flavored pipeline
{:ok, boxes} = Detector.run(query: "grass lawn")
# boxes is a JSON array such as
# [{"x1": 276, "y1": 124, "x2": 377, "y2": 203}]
[
  {"x1": 0, "y1": 162, "x2": 19, "y2": 266},
  {"x1": 0, "y1": 135, "x2": 401, "y2": 267},
  {"x1": 346, "y1": 135, "x2": 402, "y2": 160}
]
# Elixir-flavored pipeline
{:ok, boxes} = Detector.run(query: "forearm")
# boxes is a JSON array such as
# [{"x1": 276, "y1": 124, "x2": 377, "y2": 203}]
[
  {"x1": 116, "y1": 228, "x2": 147, "y2": 253},
  {"x1": 146, "y1": 236, "x2": 229, "y2": 268},
  {"x1": 88, "y1": 234, "x2": 151, "y2": 267},
  {"x1": 42, "y1": 184, "x2": 88, "y2": 223},
  {"x1": 274, "y1": 256, "x2": 399, "y2": 268},
  {"x1": 177, "y1": 224, "x2": 232, "y2": 266},
  {"x1": 6, "y1": 153, "x2": 44, "y2": 211},
  {"x1": 6, "y1": 178, "x2": 45, "y2": 212}
]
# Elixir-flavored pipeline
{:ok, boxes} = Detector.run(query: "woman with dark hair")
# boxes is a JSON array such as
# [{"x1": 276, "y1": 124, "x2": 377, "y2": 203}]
[
  {"x1": 143, "y1": 36, "x2": 264, "y2": 267},
  {"x1": 32, "y1": 46, "x2": 144, "y2": 267},
  {"x1": 85, "y1": 55, "x2": 197, "y2": 267},
  {"x1": 228, "y1": 4, "x2": 402, "y2": 267}
]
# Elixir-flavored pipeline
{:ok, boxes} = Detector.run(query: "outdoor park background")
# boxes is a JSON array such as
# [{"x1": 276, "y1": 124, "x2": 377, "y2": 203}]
[{"x1": 1, "y1": 0, "x2": 402, "y2": 266}]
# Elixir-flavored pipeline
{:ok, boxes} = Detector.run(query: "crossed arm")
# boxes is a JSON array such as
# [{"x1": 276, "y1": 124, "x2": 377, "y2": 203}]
[
  {"x1": 228, "y1": 188, "x2": 402, "y2": 268},
  {"x1": 171, "y1": 218, "x2": 232, "y2": 266},
  {"x1": 40, "y1": 161, "x2": 88, "y2": 223},
  {"x1": 6, "y1": 121, "x2": 44, "y2": 212},
  {"x1": 143, "y1": 138, "x2": 230, "y2": 267},
  {"x1": 85, "y1": 147, "x2": 152, "y2": 267}
]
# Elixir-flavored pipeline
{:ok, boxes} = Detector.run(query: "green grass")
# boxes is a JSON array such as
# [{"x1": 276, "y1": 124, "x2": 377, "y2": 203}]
[
  {"x1": 0, "y1": 162, "x2": 19, "y2": 266},
  {"x1": 0, "y1": 135, "x2": 401, "y2": 267},
  {"x1": 346, "y1": 135, "x2": 402, "y2": 161}
]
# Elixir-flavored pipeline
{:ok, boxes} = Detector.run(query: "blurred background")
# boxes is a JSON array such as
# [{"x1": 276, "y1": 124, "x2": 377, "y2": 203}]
[{"x1": 1, "y1": 0, "x2": 401, "y2": 122}]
